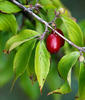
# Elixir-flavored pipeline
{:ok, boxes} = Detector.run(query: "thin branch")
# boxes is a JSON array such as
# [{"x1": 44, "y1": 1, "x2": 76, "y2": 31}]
[
  {"x1": 10, "y1": 0, "x2": 85, "y2": 52},
  {"x1": 49, "y1": 9, "x2": 60, "y2": 25},
  {"x1": 40, "y1": 25, "x2": 48, "y2": 40}
]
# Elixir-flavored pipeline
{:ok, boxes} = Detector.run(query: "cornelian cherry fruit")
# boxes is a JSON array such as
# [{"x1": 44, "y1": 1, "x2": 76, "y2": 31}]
[
  {"x1": 46, "y1": 33, "x2": 61, "y2": 53},
  {"x1": 46, "y1": 29, "x2": 65, "y2": 54},
  {"x1": 52, "y1": 29, "x2": 65, "y2": 47}
]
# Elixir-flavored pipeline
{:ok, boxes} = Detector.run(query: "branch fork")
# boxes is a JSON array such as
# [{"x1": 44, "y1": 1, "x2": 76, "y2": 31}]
[{"x1": 10, "y1": 0, "x2": 85, "y2": 53}]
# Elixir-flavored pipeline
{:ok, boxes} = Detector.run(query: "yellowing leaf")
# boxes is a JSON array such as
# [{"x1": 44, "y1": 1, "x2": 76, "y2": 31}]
[
  {"x1": 35, "y1": 41, "x2": 50, "y2": 92},
  {"x1": 48, "y1": 81, "x2": 71, "y2": 95},
  {"x1": 5, "y1": 29, "x2": 40, "y2": 52}
]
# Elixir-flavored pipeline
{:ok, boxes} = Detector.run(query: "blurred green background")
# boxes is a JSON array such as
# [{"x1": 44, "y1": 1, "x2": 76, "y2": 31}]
[{"x1": 0, "y1": 0, "x2": 85, "y2": 100}]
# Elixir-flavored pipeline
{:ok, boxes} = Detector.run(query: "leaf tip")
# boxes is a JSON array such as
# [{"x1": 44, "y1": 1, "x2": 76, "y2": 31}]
[
  {"x1": 10, "y1": 77, "x2": 16, "y2": 93},
  {"x1": 39, "y1": 86, "x2": 42, "y2": 95},
  {"x1": 29, "y1": 75, "x2": 34, "y2": 85},
  {"x1": 47, "y1": 93, "x2": 51, "y2": 96},
  {"x1": 47, "y1": 91, "x2": 62, "y2": 96},
  {"x1": 0, "y1": 10, "x2": 7, "y2": 14},
  {"x1": 47, "y1": 91, "x2": 54, "y2": 96},
  {"x1": 75, "y1": 96, "x2": 79, "y2": 99},
  {"x1": 3, "y1": 49, "x2": 10, "y2": 54}
]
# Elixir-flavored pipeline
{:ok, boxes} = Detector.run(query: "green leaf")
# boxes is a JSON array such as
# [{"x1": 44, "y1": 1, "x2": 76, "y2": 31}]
[
  {"x1": 0, "y1": 14, "x2": 18, "y2": 33},
  {"x1": 35, "y1": 41, "x2": 50, "y2": 92},
  {"x1": 48, "y1": 81, "x2": 72, "y2": 95},
  {"x1": 47, "y1": 8, "x2": 55, "y2": 22},
  {"x1": 39, "y1": 0, "x2": 52, "y2": 6},
  {"x1": 78, "y1": 20, "x2": 85, "y2": 44},
  {"x1": 36, "y1": 21, "x2": 44, "y2": 34},
  {"x1": 39, "y1": 0, "x2": 62, "y2": 8},
  {"x1": 13, "y1": 40, "x2": 36, "y2": 81},
  {"x1": 73, "y1": 61, "x2": 80, "y2": 79},
  {"x1": 25, "y1": 19, "x2": 35, "y2": 30},
  {"x1": 35, "y1": 12, "x2": 46, "y2": 34},
  {"x1": 64, "y1": 42, "x2": 73, "y2": 54},
  {"x1": 61, "y1": 16, "x2": 83, "y2": 46},
  {"x1": 27, "y1": 48, "x2": 35, "y2": 76},
  {"x1": 19, "y1": 0, "x2": 27, "y2": 4},
  {"x1": 51, "y1": 0, "x2": 63, "y2": 7},
  {"x1": 58, "y1": 51, "x2": 80, "y2": 80},
  {"x1": 79, "y1": 62, "x2": 85, "y2": 100},
  {"x1": 19, "y1": 72, "x2": 40, "y2": 100},
  {"x1": 27, "y1": 48, "x2": 37, "y2": 83},
  {"x1": 0, "y1": 1, "x2": 21, "y2": 13},
  {"x1": 0, "y1": 0, "x2": 6, "y2": 1},
  {"x1": 5, "y1": 29, "x2": 40, "y2": 52}
]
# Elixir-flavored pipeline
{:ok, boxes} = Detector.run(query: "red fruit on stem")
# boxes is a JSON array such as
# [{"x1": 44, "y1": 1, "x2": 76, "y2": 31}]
[
  {"x1": 46, "y1": 33, "x2": 61, "y2": 53},
  {"x1": 52, "y1": 29, "x2": 65, "y2": 47}
]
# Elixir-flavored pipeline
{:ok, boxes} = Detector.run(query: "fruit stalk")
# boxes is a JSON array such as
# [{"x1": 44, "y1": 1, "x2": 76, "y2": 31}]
[{"x1": 10, "y1": 0, "x2": 85, "y2": 52}]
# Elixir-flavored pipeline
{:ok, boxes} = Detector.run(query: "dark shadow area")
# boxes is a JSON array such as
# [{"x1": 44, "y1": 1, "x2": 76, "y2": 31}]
[{"x1": 61, "y1": 0, "x2": 85, "y2": 20}]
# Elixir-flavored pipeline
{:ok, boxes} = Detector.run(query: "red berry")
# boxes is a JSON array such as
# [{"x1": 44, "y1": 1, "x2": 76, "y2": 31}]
[
  {"x1": 46, "y1": 33, "x2": 61, "y2": 53},
  {"x1": 52, "y1": 29, "x2": 65, "y2": 47}
]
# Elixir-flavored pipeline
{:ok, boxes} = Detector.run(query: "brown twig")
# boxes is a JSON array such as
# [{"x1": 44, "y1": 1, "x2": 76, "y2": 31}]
[{"x1": 10, "y1": 0, "x2": 85, "y2": 52}]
